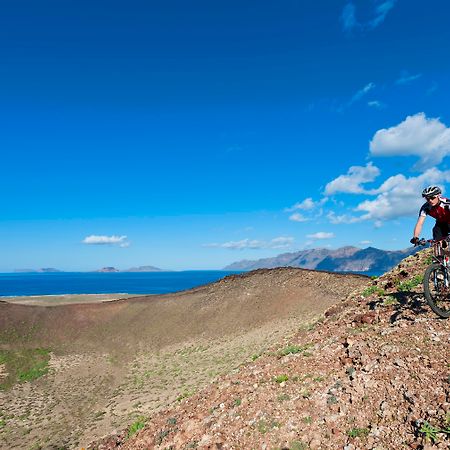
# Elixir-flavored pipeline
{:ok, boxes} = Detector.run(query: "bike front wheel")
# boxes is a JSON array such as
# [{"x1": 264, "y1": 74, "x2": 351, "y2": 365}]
[{"x1": 423, "y1": 263, "x2": 450, "y2": 318}]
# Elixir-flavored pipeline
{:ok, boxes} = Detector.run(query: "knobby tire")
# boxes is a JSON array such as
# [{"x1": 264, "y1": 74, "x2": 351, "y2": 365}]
[{"x1": 423, "y1": 263, "x2": 450, "y2": 319}]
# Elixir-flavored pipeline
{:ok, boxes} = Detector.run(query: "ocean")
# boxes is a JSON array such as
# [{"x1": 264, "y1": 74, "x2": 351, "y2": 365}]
[{"x1": 0, "y1": 271, "x2": 243, "y2": 297}]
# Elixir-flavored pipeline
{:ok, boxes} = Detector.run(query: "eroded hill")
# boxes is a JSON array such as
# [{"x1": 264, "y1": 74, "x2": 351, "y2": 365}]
[
  {"x1": 92, "y1": 251, "x2": 449, "y2": 450},
  {"x1": 0, "y1": 268, "x2": 367, "y2": 449}
]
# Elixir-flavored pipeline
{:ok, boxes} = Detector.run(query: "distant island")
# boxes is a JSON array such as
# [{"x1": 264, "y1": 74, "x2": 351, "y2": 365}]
[
  {"x1": 14, "y1": 268, "x2": 63, "y2": 273},
  {"x1": 12, "y1": 265, "x2": 165, "y2": 273},
  {"x1": 94, "y1": 265, "x2": 164, "y2": 273},
  {"x1": 94, "y1": 267, "x2": 120, "y2": 273},
  {"x1": 124, "y1": 265, "x2": 165, "y2": 272},
  {"x1": 223, "y1": 246, "x2": 419, "y2": 275}
]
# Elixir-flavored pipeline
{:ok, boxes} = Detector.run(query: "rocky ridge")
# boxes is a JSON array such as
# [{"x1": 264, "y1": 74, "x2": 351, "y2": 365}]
[
  {"x1": 224, "y1": 246, "x2": 419, "y2": 275},
  {"x1": 90, "y1": 249, "x2": 449, "y2": 449}
]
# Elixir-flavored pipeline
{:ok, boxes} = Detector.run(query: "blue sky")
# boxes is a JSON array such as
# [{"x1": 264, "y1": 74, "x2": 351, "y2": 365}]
[{"x1": 2, "y1": 0, "x2": 450, "y2": 271}]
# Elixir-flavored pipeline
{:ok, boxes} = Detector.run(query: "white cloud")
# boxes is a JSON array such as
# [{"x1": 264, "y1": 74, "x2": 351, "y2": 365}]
[
  {"x1": 368, "y1": 100, "x2": 385, "y2": 109},
  {"x1": 341, "y1": 1, "x2": 396, "y2": 33},
  {"x1": 286, "y1": 197, "x2": 328, "y2": 212},
  {"x1": 270, "y1": 236, "x2": 295, "y2": 248},
  {"x1": 289, "y1": 213, "x2": 309, "y2": 223},
  {"x1": 325, "y1": 162, "x2": 380, "y2": 195},
  {"x1": 355, "y1": 168, "x2": 450, "y2": 221},
  {"x1": 306, "y1": 232, "x2": 335, "y2": 240},
  {"x1": 286, "y1": 197, "x2": 313, "y2": 211},
  {"x1": 360, "y1": 240, "x2": 372, "y2": 245},
  {"x1": 339, "y1": 82, "x2": 376, "y2": 111},
  {"x1": 395, "y1": 71, "x2": 422, "y2": 85},
  {"x1": 325, "y1": 168, "x2": 450, "y2": 225},
  {"x1": 350, "y1": 82, "x2": 375, "y2": 105},
  {"x1": 370, "y1": 112, "x2": 450, "y2": 170},
  {"x1": 368, "y1": 1, "x2": 396, "y2": 29},
  {"x1": 327, "y1": 211, "x2": 360, "y2": 224},
  {"x1": 204, "y1": 236, "x2": 294, "y2": 250},
  {"x1": 82, "y1": 235, "x2": 130, "y2": 247},
  {"x1": 341, "y1": 2, "x2": 357, "y2": 32}
]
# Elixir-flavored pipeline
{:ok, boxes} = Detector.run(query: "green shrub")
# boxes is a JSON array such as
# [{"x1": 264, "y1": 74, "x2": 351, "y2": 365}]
[
  {"x1": 274, "y1": 374, "x2": 289, "y2": 384},
  {"x1": 279, "y1": 343, "x2": 313, "y2": 357},
  {"x1": 0, "y1": 348, "x2": 51, "y2": 390},
  {"x1": 257, "y1": 419, "x2": 280, "y2": 434},
  {"x1": 397, "y1": 274, "x2": 423, "y2": 292},
  {"x1": 127, "y1": 417, "x2": 146, "y2": 438},
  {"x1": 361, "y1": 286, "x2": 385, "y2": 297},
  {"x1": 176, "y1": 390, "x2": 193, "y2": 401},
  {"x1": 347, "y1": 427, "x2": 370, "y2": 438},
  {"x1": 382, "y1": 295, "x2": 399, "y2": 306},
  {"x1": 290, "y1": 441, "x2": 309, "y2": 450},
  {"x1": 419, "y1": 421, "x2": 440, "y2": 442}
]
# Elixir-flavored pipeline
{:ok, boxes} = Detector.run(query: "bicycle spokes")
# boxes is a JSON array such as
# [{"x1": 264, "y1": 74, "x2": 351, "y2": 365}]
[{"x1": 423, "y1": 263, "x2": 450, "y2": 318}]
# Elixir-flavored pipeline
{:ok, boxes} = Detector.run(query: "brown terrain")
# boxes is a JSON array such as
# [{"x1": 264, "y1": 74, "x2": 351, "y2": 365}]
[
  {"x1": 88, "y1": 250, "x2": 449, "y2": 450},
  {"x1": 0, "y1": 268, "x2": 367, "y2": 449}
]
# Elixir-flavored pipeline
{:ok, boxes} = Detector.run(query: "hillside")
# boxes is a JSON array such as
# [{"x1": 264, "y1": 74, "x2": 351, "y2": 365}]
[
  {"x1": 0, "y1": 268, "x2": 367, "y2": 449},
  {"x1": 224, "y1": 246, "x2": 419, "y2": 275},
  {"x1": 92, "y1": 249, "x2": 449, "y2": 449}
]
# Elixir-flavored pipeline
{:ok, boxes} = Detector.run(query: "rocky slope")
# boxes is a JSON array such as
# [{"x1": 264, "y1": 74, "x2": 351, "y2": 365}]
[
  {"x1": 91, "y1": 249, "x2": 449, "y2": 449},
  {"x1": 0, "y1": 268, "x2": 367, "y2": 449}
]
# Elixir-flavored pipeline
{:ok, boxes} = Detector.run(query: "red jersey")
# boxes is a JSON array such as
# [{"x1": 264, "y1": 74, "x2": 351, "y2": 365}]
[{"x1": 419, "y1": 196, "x2": 450, "y2": 223}]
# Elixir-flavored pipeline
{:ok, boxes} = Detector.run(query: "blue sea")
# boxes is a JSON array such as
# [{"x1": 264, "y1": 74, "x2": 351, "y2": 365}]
[{"x1": 0, "y1": 271, "x2": 243, "y2": 297}]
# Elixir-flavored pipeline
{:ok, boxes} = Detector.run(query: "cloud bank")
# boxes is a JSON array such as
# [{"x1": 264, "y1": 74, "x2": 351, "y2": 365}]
[
  {"x1": 370, "y1": 113, "x2": 450, "y2": 170},
  {"x1": 204, "y1": 236, "x2": 294, "y2": 250}
]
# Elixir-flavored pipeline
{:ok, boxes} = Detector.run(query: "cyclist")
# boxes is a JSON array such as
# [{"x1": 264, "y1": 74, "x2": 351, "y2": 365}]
[{"x1": 411, "y1": 185, "x2": 450, "y2": 245}]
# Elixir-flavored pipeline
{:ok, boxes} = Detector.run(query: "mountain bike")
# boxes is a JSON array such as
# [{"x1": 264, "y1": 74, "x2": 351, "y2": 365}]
[{"x1": 417, "y1": 237, "x2": 450, "y2": 318}]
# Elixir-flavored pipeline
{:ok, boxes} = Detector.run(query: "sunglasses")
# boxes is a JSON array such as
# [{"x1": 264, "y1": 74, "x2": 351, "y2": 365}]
[{"x1": 424, "y1": 195, "x2": 437, "y2": 200}]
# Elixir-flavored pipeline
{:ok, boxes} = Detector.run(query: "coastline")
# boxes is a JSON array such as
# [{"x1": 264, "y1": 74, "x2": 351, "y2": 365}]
[{"x1": 0, "y1": 293, "x2": 139, "y2": 307}]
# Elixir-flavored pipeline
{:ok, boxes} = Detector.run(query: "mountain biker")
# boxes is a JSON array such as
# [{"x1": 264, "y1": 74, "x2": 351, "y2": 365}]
[{"x1": 410, "y1": 186, "x2": 450, "y2": 245}]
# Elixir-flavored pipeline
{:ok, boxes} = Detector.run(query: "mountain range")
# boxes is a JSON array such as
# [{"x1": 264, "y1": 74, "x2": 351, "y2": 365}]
[{"x1": 223, "y1": 245, "x2": 419, "y2": 275}]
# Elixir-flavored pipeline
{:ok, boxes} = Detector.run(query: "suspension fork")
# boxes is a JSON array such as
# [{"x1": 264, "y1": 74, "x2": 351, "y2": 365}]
[{"x1": 440, "y1": 256, "x2": 449, "y2": 288}]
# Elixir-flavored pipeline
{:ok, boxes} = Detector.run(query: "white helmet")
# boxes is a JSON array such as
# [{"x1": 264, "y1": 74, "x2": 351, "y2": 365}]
[{"x1": 422, "y1": 185, "x2": 442, "y2": 198}]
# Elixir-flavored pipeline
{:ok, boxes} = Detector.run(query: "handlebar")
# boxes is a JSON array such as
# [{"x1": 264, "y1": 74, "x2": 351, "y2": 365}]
[{"x1": 413, "y1": 237, "x2": 450, "y2": 247}]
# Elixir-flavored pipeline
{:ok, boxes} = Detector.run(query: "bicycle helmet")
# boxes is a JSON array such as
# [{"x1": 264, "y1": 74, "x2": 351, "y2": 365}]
[{"x1": 422, "y1": 185, "x2": 442, "y2": 198}]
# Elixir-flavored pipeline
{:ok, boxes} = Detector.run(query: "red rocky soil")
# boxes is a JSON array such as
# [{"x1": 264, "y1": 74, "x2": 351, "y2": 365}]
[{"x1": 89, "y1": 250, "x2": 449, "y2": 450}]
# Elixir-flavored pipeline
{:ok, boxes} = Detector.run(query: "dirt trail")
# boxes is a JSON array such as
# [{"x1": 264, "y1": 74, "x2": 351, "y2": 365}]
[{"x1": 0, "y1": 268, "x2": 368, "y2": 449}]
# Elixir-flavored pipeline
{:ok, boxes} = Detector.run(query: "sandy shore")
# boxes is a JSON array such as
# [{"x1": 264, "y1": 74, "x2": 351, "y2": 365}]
[{"x1": 0, "y1": 293, "x2": 139, "y2": 306}]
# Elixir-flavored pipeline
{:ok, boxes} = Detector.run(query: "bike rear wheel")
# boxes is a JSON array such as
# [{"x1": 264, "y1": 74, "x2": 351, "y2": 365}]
[{"x1": 423, "y1": 263, "x2": 450, "y2": 318}]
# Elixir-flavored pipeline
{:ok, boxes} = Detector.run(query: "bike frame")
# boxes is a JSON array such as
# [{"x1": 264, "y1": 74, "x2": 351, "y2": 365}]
[
  {"x1": 428, "y1": 238, "x2": 450, "y2": 288},
  {"x1": 418, "y1": 237, "x2": 450, "y2": 318}
]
